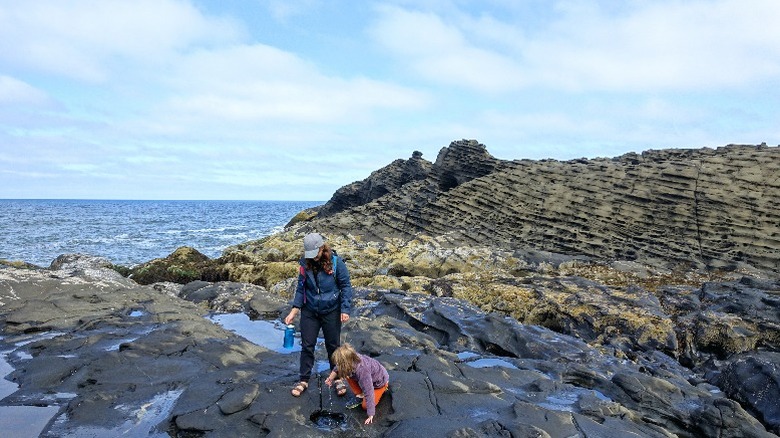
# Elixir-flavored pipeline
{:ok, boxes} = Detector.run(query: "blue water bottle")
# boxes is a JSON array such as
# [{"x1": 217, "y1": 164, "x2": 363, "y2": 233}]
[{"x1": 283, "y1": 324, "x2": 295, "y2": 348}]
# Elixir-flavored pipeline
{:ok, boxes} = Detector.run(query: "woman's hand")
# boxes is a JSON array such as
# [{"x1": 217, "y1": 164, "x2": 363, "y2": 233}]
[
  {"x1": 364, "y1": 415, "x2": 374, "y2": 425},
  {"x1": 284, "y1": 308, "x2": 299, "y2": 325},
  {"x1": 340, "y1": 313, "x2": 349, "y2": 323}
]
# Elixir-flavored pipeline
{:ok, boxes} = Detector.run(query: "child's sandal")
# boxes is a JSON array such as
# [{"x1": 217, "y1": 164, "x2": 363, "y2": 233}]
[
  {"x1": 291, "y1": 381, "x2": 308, "y2": 397},
  {"x1": 335, "y1": 379, "x2": 347, "y2": 396}
]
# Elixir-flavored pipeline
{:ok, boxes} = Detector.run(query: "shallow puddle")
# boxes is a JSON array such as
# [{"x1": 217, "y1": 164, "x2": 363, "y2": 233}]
[
  {"x1": 457, "y1": 351, "x2": 519, "y2": 369},
  {"x1": 0, "y1": 351, "x2": 16, "y2": 400},
  {"x1": 310, "y1": 409, "x2": 347, "y2": 430},
  {"x1": 0, "y1": 405, "x2": 60, "y2": 438},
  {"x1": 1, "y1": 348, "x2": 61, "y2": 437},
  {"x1": 537, "y1": 387, "x2": 612, "y2": 412},
  {"x1": 466, "y1": 358, "x2": 518, "y2": 369},
  {"x1": 46, "y1": 389, "x2": 183, "y2": 437},
  {"x1": 207, "y1": 313, "x2": 303, "y2": 353}
]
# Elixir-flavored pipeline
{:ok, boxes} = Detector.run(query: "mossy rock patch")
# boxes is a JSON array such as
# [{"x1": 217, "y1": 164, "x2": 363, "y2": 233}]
[{"x1": 129, "y1": 247, "x2": 219, "y2": 285}]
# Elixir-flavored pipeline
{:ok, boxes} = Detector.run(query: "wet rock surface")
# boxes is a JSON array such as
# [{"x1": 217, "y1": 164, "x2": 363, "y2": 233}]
[{"x1": 1, "y1": 257, "x2": 778, "y2": 437}]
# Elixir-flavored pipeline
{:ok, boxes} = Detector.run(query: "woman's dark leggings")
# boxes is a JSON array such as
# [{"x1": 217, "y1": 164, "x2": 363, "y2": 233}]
[{"x1": 299, "y1": 307, "x2": 341, "y2": 381}]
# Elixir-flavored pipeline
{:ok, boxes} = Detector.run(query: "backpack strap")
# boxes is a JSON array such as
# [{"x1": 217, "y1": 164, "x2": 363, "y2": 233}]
[
  {"x1": 299, "y1": 265, "x2": 306, "y2": 304},
  {"x1": 332, "y1": 255, "x2": 338, "y2": 277}
]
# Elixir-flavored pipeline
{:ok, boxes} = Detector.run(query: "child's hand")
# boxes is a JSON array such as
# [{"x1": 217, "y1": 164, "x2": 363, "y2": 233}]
[
  {"x1": 324, "y1": 371, "x2": 336, "y2": 387},
  {"x1": 364, "y1": 415, "x2": 374, "y2": 425}
]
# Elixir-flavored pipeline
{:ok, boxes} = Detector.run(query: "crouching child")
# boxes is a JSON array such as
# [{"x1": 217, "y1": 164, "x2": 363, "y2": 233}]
[{"x1": 325, "y1": 343, "x2": 389, "y2": 425}]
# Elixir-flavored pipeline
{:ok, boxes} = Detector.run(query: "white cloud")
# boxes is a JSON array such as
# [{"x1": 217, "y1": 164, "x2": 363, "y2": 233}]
[
  {"x1": 150, "y1": 44, "x2": 430, "y2": 127},
  {"x1": 0, "y1": 76, "x2": 51, "y2": 105},
  {"x1": 1, "y1": 0, "x2": 777, "y2": 201},
  {"x1": 369, "y1": 5, "x2": 529, "y2": 93},
  {"x1": 529, "y1": 0, "x2": 780, "y2": 90},
  {"x1": 371, "y1": 0, "x2": 780, "y2": 92},
  {"x1": 263, "y1": 0, "x2": 323, "y2": 22},
  {"x1": 0, "y1": 0, "x2": 243, "y2": 81}
]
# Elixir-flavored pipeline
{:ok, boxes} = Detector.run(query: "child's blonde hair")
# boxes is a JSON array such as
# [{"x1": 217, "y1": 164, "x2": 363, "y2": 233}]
[{"x1": 332, "y1": 343, "x2": 361, "y2": 378}]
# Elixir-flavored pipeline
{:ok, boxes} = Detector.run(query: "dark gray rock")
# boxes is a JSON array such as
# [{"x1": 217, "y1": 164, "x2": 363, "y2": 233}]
[
  {"x1": 1, "y1": 264, "x2": 777, "y2": 437},
  {"x1": 217, "y1": 383, "x2": 260, "y2": 415},
  {"x1": 711, "y1": 352, "x2": 780, "y2": 435},
  {"x1": 316, "y1": 150, "x2": 432, "y2": 218}
]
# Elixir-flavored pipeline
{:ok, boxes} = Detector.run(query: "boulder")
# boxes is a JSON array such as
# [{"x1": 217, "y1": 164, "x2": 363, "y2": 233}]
[{"x1": 128, "y1": 246, "x2": 221, "y2": 285}]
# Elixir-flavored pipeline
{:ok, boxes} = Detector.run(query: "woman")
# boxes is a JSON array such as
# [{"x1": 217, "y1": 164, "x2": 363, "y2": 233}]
[
  {"x1": 284, "y1": 232, "x2": 353, "y2": 397},
  {"x1": 325, "y1": 343, "x2": 390, "y2": 425}
]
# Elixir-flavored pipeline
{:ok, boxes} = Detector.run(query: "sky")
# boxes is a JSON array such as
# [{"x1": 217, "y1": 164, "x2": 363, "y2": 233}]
[{"x1": 1, "y1": 0, "x2": 778, "y2": 201}]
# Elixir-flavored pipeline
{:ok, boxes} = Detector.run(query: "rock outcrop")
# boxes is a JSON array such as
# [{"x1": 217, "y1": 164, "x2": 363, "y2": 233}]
[
  {"x1": 128, "y1": 246, "x2": 223, "y2": 285},
  {"x1": 316, "y1": 150, "x2": 432, "y2": 218},
  {"x1": 311, "y1": 140, "x2": 780, "y2": 276},
  {"x1": 1, "y1": 260, "x2": 777, "y2": 437}
]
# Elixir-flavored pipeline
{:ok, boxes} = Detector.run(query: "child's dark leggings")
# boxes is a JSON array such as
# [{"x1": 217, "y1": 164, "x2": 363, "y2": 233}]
[{"x1": 299, "y1": 307, "x2": 341, "y2": 381}]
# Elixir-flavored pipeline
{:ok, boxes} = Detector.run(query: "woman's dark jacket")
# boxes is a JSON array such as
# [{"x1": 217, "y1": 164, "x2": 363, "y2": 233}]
[{"x1": 292, "y1": 252, "x2": 352, "y2": 315}]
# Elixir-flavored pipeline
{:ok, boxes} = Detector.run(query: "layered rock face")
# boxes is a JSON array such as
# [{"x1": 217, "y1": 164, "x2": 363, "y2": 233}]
[
  {"x1": 316, "y1": 150, "x2": 432, "y2": 218},
  {"x1": 314, "y1": 140, "x2": 780, "y2": 275}
]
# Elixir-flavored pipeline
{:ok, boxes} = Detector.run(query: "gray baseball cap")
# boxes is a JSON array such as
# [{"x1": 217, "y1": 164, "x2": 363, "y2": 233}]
[{"x1": 303, "y1": 233, "x2": 325, "y2": 258}]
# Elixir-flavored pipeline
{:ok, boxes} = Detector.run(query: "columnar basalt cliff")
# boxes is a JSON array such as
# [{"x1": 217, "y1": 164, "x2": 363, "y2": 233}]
[{"x1": 313, "y1": 140, "x2": 780, "y2": 276}]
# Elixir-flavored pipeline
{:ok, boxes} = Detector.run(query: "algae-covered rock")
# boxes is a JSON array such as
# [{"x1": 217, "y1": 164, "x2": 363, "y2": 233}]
[
  {"x1": 129, "y1": 247, "x2": 218, "y2": 285},
  {"x1": 1, "y1": 259, "x2": 43, "y2": 270}
]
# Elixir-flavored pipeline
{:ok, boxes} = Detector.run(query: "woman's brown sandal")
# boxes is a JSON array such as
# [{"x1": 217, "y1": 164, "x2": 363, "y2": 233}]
[
  {"x1": 335, "y1": 379, "x2": 347, "y2": 396},
  {"x1": 291, "y1": 381, "x2": 308, "y2": 397}
]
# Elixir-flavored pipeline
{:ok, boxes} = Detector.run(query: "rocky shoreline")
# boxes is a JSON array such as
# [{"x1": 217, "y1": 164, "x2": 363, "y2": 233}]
[{"x1": 1, "y1": 140, "x2": 779, "y2": 437}]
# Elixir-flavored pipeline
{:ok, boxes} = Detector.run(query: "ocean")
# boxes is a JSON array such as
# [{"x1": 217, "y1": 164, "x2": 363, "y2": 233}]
[{"x1": 0, "y1": 199, "x2": 322, "y2": 267}]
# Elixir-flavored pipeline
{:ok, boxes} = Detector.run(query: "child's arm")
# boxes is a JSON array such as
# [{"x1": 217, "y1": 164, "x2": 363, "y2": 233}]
[{"x1": 324, "y1": 369, "x2": 338, "y2": 387}]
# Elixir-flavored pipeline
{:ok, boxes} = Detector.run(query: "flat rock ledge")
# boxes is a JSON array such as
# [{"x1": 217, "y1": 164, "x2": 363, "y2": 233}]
[{"x1": 1, "y1": 255, "x2": 778, "y2": 437}]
